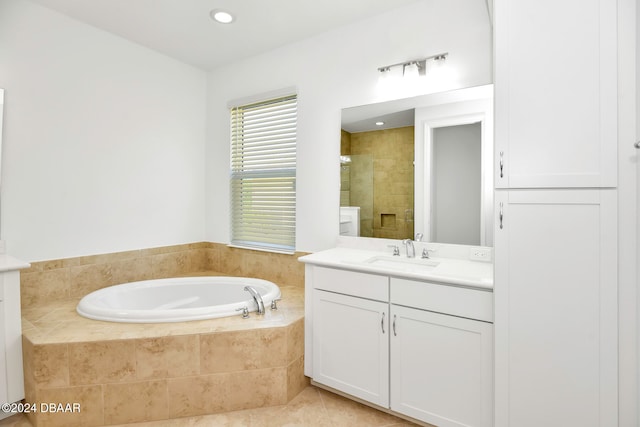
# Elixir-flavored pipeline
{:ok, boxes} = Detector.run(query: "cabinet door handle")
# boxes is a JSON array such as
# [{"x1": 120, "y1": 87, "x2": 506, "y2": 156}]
[
  {"x1": 381, "y1": 312, "x2": 385, "y2": 334},
  {"x1": 499, "y1": 202, "x2": 504, "y2": 229},
  {"x1": 499, "y1": 151, "x2": 504, "y2": 178},
  {"x1": 392, "y1": 314, "x2": 397, "y2": 336},
  {"x1": 635, "y1": 141, "x2": 640, "y2": 149}
]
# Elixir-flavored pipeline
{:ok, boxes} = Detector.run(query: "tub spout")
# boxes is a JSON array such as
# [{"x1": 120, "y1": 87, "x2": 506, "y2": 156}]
[{"x1": 244, "y1": 286, "x2": 265, "y2": 315}]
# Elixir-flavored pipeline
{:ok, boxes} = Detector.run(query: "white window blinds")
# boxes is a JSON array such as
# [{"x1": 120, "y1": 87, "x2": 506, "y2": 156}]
[{"x1": 230, "y1": 94, "x2": 297, "y2": 253}]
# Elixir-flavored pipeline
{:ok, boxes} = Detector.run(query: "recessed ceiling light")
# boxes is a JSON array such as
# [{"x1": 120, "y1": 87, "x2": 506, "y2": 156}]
[
  {"x1": 375, "y1": 121, "x2": 385, "y2": 126},
  {"x1": 210, "y1": 9, "x2": 235, "y2": 24}
]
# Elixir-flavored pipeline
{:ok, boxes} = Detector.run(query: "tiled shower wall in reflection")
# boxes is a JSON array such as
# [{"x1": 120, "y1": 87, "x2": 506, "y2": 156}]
[{"x1": 342, "y1": 126, "x2": 415, "y2": 239}]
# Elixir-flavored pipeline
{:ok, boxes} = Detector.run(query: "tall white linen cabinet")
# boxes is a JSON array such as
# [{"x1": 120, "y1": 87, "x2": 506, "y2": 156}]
[{"x1": 493, "y1": 0, "x2": 620, "y2": 426}]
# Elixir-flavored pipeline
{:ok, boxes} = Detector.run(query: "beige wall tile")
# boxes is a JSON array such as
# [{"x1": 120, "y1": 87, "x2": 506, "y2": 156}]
[
  {"x1": 241, "y1": 250, "x2": 303, "y2": 286},
  {"x1": 79, "y1": 249, "x2": 139, "y2": 267},
  {"x1": 136, "y1": 335, "x2": 200, "y2": 380},
  {"x1": 225, "y1": 367, "x2": 288, "y2": 411},
  {"x1": 20, "y1": 269, "x2": 70, "y2": 308},
  {"x1": 217, "y1": 247, "x2": 245, "y2": 276},
  {"x1": 168, "y1": 368, "x2": 287, "y2": 418},
  {"x1": 350, "y1": 126, "x2": 414, "y2": 240},
  {"x1": 188, "y1": 248, "x2": 210, "y2": 272},
  {"x1": 68, "y1": 340, "x2": 135, "y2": 385},
  {"x1": 30, "y1": 344, "x2": 69, "y2": 387},
  {"x1": 205, "y1": 246, "x2": 221, "y2": 272},
  {"x1": 37, "y1": 385, "x2": 103, "y2": 427},
  {"x1": 269, "y1": 253, "x2": 306, "y2": 287},
  {"x1": 200, "y1": 328, "x2": 287, "y2": 374},
  {"x1": 241, "y1": 250, "x2": 272, "y2": 281},
  {"x1": 287, "y1": 355, "x2": 309, "y2": 402},
  {"x1": 167, "y1": 374, "x2": 228, "y2": 418},
  {"x1": 286, "y1": 318, "x2": 304, "y2": 363},
  {"x1": 69, "y1": 263, "x2": 115, "y2": 298},
  {"x1": 103, "y1": 380, "x2": 168, "y2": 424},
  {"x1": 111, "y1": 257, "x2": 153, "y2": 285},
  {"x1": 21, "y1": 337, "x2": 35, "y2": 393},
  {"x1": 341, "y1": 129, "x2": 351, "y2": 155},
  {"x1": 150, "y1": 251, "x2": 190, "y2": 278}
]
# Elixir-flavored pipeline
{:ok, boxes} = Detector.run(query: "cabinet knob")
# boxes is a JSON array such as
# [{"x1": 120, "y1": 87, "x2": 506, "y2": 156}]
[{"x1": 634, "y1": 141, "x2": 640, "y2": 149}]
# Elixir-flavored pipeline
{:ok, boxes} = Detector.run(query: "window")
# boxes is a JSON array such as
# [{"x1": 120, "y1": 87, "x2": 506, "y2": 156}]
[{"x1": 230, "y1": 94, "x2": 297, "y2": 253}]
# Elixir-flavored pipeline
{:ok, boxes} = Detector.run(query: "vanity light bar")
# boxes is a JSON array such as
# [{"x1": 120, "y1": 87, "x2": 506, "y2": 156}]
[{"x1": 377, "y1": 52, "x2": 448, "y2": 77}]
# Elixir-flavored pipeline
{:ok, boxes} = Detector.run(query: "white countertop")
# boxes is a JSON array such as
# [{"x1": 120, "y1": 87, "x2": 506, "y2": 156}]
[
  {"x1": 299, "y1": 247, "x2": 493, "y2": 290},
  {"x1": 0, "y1": 254, "x2": 30, "y2": 272}
]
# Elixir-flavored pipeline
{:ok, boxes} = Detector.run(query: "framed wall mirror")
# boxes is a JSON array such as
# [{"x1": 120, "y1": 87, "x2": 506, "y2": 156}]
[{"x1": 339, "y1": 84, "x2": 493, "y2": 246}]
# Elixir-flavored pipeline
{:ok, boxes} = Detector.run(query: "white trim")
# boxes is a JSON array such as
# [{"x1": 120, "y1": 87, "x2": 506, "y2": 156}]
[
  {"x1": 227, "y1": 86, "x2": 298, "y2": 109},
  {"x1": 414, "y1": 94, "x2": 493, "y2": 246}
]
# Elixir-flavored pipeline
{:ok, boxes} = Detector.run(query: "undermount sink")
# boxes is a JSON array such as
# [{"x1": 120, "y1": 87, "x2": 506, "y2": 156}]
[{"x1": 362, "y1": 255, "x2": 440, "y2": 272}]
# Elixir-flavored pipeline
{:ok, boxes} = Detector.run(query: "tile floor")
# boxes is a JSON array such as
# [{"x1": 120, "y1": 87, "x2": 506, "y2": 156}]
[{"x1": 0, "y1": 386, "x2": 422, "y2": 427}]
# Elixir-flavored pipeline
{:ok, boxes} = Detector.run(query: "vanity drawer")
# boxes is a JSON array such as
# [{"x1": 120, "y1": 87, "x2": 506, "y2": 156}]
[
  {"x1": 391, "y1": 277, "x2": 493, "y2": 322},
  {"x1": 313, "y1": 266, "x2": 388, "y2": 302}
]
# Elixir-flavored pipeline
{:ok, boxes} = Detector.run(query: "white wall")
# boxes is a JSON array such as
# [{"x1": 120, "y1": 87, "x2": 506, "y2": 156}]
[
  {"x1": 0, "y1": 0, "x2": 208, "y2": 261},
  {"x1": 0, "y1": 0, "x2": 491, "y2": 261},
  {"x1": 206, "y1": 0, "x2": 493, "y2": 253}
]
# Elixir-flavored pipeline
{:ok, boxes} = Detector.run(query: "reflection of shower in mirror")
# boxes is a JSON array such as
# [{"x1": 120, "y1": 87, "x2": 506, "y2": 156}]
[
  {"x1": 404, "y1": 209, "x2": 413, "y2": 223},
  {"x1": 339, "y1": 206, "x2": 360, "y2": 237},
  {"x1": 340, "y1": 155, "x2": 351, "y2": 171}
]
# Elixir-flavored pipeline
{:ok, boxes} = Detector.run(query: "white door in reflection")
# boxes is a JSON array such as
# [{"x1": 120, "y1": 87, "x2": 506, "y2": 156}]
[{"x1": 432, "y1": 123, "x2": 481, "y2": 245}]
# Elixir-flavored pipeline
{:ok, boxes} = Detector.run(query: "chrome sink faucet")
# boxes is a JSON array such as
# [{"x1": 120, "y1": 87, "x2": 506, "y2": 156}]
[
  {"x1": 402, "y1": 239, "x2": 415, "y2": 258},
  {"x1": 244, "y1": 286, "x2": 265, "y2": 315}
]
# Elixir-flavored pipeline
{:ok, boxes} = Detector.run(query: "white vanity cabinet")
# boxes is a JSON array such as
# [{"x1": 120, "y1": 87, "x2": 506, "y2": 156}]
[
  {"x1": 494, "y1": 190, "x2": 618, "y2": 426},
  {"x1": 306, "y1": 262, "x2": 494, "y2": 427},
  {"x1": 493, "y1": 0, "x2": 622, "y2": 424},
  {"x1": 313, "y1": 290, "x2": 389, "y2": 407},
  {"x1": 311, "y1": 267, "x2": 389, "y2": 407},
  {"x1": 494, "y1": 0, "x2": 617, "y2": 188},
  {"x1": 390, "y1": 278, "x2": 493, "y2": 427},
  {"x1": 0, "y1": 257, "x2": 31, "y2": 420}
]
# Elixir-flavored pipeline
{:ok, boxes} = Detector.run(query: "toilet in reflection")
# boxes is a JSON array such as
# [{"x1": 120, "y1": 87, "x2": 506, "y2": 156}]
[{"x1": 339, "y1": 206, "x2": 360, "y2": 236}]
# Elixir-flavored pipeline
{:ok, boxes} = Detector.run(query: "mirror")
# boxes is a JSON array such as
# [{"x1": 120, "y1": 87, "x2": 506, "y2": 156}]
[{"x1": 339, "y1": 84, "x2": 493, "y2": 246}]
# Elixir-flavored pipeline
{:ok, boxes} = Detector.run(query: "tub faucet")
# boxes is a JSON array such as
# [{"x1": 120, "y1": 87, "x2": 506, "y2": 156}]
[
  {"x1": 402, "y1": 239, "x2": 415, "y2": 258},
  {"x1": 244, "y1": 286, "x2": 265, "y2": 315}
]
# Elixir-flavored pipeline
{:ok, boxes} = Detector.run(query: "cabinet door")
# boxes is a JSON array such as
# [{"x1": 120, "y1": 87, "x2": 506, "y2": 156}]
[
  {"x1": 494, "y1": 0, "x2": 617, "y2": 188},
  {"x1": 494, "y1": 190, "x2": 617, "y2": 427},
  {"x1": 312, "y1": 290, "x2": 389, "y2": 407},
  {"x1": 390, "y1": 305, "x2": 493, "y2": 427}
]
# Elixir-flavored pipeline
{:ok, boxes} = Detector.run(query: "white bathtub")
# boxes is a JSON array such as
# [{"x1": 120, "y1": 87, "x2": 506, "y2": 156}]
[{"x1": 76, "y1": 276, "x2": 281, "y2": 323}]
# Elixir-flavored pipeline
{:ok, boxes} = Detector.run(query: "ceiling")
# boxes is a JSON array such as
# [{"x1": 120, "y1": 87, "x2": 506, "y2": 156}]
[
  {"x1": 29, "y1": 0, "x2": 427, "y2": 71},
  {"x1": 341, "y1": 92, "x2": 436, "y2": 133},
  {"x1": 342, "y1": 109, "x2": 416, "y2": 134}
]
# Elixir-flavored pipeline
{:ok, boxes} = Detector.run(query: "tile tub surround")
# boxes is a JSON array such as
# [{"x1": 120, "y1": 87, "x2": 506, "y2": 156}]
[
  {"x1": 18, "y1": 244, "x2": 308, "y2": 427},
  {"x1": 19, "y1": 242, "x2": 307, "y2": 310},
  {"x1": 21, "y1": 280, "x2": 306, "y2": 427}
]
